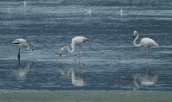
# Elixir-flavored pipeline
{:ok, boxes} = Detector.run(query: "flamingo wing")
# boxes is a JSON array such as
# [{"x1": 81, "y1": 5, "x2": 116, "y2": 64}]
[{"x1": 141, "y1": 38, "x2": 158, "y2": 47}]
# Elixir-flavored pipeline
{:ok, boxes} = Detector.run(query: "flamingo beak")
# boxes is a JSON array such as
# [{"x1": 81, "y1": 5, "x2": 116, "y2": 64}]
[
  {"x1": 133, "y1": 35, "x2": 135, "y2": 38},
  {"x1": 156, "y1": 43, "x2": 158, "y2": 46},
  {"x1": 87, "y1": 39, "x2": 90, "y2": 41},
  {"x1": 10, "y1": 42, "x2": 14, "y2": 45},
  {"x1": 60, "y1": 53, "x2": 62, "y2": 57}
]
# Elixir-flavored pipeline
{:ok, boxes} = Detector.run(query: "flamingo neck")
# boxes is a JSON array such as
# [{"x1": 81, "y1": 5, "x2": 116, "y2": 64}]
[
  {"x1": 71, "y1": 69, "x2": 75, "y2": 82},
  {"x1": 68, "y1": 68, "x2": 75, "y2": 83},
  {"x1": 25, "y1": 44, "x2": 29, "y2": 51},
  {"x1": 133, "y1": 76, "x2": 139, "y2": 91},
  {"x1": 28, "y1": 42, "x2": 34, "y2": 51},
  {"x1": 62, "y1": 43, "x2": 75, "y2": 53},
  {"x1": 133, "y1": 32, "x2": 142, "y2": 47}
]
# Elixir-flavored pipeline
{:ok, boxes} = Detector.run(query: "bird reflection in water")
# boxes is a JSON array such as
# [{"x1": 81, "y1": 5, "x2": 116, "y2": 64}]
[
  {"x1": 59, "y1": 65, "x2": 87, "y2": 86},
  {"x1": 133, "y1": 71, "x2": 158, "y2": 91},
  {"x1": 59, "y1": 66, "x2": 69, "y2": 77},
  {"x1": 11, "y1": 62, "x2": 34, "y2": 80}
]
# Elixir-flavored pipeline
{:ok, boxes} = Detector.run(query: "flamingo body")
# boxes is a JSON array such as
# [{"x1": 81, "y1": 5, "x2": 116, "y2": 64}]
[
  {"x1": 133, "y1": 31, "x2": 158, "y2": 47},
  {"x1": 11, "y1": 38, "x2": 28, "y2": 47},
  {"x1": 140, "y1": 38, "x2": 158, "y2": 47},
  {"x1": 72, "y1": 36, "x2": 88, "y2": 45}
]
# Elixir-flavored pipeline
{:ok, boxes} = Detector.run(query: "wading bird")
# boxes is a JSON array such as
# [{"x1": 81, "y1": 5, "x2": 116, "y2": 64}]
[
  {"x1": 83, "y1": 9, "x2": 92, "y2": 15},
  {"x1": 10, "y1": 38, "x2": 34, "y2": 60},
  {"x1": 59, "y1": 36, "x2": 90, "y2": 61},
  {"x1": 20, "y1": 1, "x2": 26, "y2": 6},
  {"x1": 133, "y1": 31, "x2": 158, "y2": 71}
]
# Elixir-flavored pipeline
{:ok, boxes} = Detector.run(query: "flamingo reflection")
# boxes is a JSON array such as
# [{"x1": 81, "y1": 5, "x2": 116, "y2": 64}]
[
  {"x1": 59, "y1": 66, "x2": 69, "y2": 77},
  {"x1": 59, "y1": 65, "x2": 87, "y2": 86},
  {"x1": 68, "y1": 68, "x2": 87, "y2": 86},
  {"x1": 133, "y1": 72, "x2": 158, "y2": 91},
  {"x1": 11, "y1": 62, "x2": 34, "y2": 80}
]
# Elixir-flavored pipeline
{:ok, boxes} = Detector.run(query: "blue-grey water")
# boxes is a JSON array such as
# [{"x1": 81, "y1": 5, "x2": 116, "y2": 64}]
[{"x1": 0, "y1": 0, "x2": 172, "y2": 91}]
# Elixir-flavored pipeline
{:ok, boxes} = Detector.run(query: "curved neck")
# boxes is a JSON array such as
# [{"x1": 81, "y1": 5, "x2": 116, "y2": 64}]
[
  {"x1": 28, "y1": 42, "x2": 34, "y2": 51},
  {"x1": 25, "y1": 44, "x2": 29, "y2": 51},
  {"x1": 133, "y1": 32, "x2": 142, "y2": 47},
  {"x1": 133, "y1": 77, "x2": 139, "y2": 91},
  {"x1": 71, "y1": 69, "x2": 75, "y2": 81},
  {"x1": 68, "y1": 68, "x2": 75, "y2": 82},
  {"x1": 62, "y1": 45, "x2": 75, "y2": 53}
]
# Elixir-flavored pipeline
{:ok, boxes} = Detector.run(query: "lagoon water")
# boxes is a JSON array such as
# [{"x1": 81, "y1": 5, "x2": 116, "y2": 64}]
[{"x1": 0, "y1": 0, "x2": 172, "y2": 91}]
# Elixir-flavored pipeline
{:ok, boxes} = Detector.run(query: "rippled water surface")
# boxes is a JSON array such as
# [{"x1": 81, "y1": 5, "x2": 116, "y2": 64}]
[{"x1": 0, "y1": 0, "x2": 172, "y2": 91}]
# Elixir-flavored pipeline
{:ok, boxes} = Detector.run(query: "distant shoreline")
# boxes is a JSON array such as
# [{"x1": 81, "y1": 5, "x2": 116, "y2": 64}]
[{"x1": 0, "y1": 90, "x2": 171, "y2": 102}]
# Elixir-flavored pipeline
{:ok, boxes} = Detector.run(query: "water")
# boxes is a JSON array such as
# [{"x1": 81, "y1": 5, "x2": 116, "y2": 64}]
[{"x1": 0, "y1": 0, "x2": 172, "y2": 91}]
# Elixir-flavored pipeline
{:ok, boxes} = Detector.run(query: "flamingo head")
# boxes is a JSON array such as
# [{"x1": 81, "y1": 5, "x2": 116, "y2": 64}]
[
  {"x1": 133, "y1": 31, "x2": 138, "y2": 38},
  {"x1": 59, "y1": 49, "x2": 64, "y2": 56},
  {"x1": 83, "y1": 38, "x2": 90, "y2": 42}
]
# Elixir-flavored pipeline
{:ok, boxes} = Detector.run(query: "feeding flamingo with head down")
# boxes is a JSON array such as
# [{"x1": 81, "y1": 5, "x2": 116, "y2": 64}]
[
  {"x1": 10, "y1": 38, "x2": 34, "y2": 60},
  {"x1": 59, "y1": 36, "x2": 90, "y2": 61},
  {"x1": 133, "y1": 31, "x2": 158, "y2": 71}
]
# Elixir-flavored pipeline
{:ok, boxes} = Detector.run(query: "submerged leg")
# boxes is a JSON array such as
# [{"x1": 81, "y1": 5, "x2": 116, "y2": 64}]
[
  {"x1": 18, "y1": 47, "x2": 20, "y2": 59},
  {"x1": 18, "y1": 47, "x2": 20, "y2": 64},
  {"x1": 18, "y1": 58, "x2": 20, "y2": 66},
  {"x1": 79, "y1": 46, "x2": 80, "y2": 74}
]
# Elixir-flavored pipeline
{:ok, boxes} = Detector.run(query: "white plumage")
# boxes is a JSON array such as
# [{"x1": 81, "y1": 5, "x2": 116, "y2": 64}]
[
  {"x1": 68, "y1": 68, "x2": 86, "y2": 86},
  {"x1": 133, "y1": 31, "x2": 158, "y2": 71},
  {"x1": 60, "y1": 36, "x2": 90, "y2": 61},
  {"x1": 10, "y1": 38, "x2": 34, "y2": 59}
]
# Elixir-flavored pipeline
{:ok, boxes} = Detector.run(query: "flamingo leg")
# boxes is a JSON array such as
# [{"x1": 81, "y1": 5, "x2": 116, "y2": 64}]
[
  {"x1": 74, "y1": 45, "x2": 85, "y2": 61},
  {"x1": 79, "y1": 44, "x2": 85, "y2": 57},
  {"x1": 146, "y1": 47, "x2": 149, "y2": 72},
  {"x1": 18, "y1": 47, "x2": 20, "y2": 64},
  {"x1": 79, "y1": 45, "x2": 80, "y2": 71},
  {"x1": 18, "y1": 47, "x2": 20, "y2": 59}
]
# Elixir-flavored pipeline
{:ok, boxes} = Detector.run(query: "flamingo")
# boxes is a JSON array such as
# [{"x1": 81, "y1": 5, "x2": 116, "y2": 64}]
[
  {"x1": 133, "y1": 31, "x2": 158, "y2": 70},
  {"x1": 120, "y1": 9, "x2": 128, "y2": 16},
  {"x1": 20, "y1": 1, "x2": 26, "y2": 6},
  {"x1": 59, "y1": 36, "x2": 90, "y2": 61},
  {"x1": 83, "y1": 9, "x2": 92, "y2": 15},
  {"x1": 133, "y1": 72, "x2": 158, "y2": 91},
  {"x1": 8, "y1": 8, "x2": 12, "y2": 12},
  {"x1": 10, "y1": 38, "x2": 34, "y2": 60}
]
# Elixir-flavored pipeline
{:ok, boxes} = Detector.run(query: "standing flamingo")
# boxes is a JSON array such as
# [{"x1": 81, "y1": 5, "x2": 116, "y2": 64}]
[
  {"x1": 133, "y1": 31, "x2": 158, "y2": 71},
  {"x1": 10, "y1": 38, "x2": 34, "y2": 60},
  {"x1": 59, "y1": 36, "x2": 89, "y2": 61}
]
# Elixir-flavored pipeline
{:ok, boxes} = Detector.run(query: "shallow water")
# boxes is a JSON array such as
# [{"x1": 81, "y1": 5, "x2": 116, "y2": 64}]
[{"x1": 0, "y1": 0, "x2": 172, "y2": 91}]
